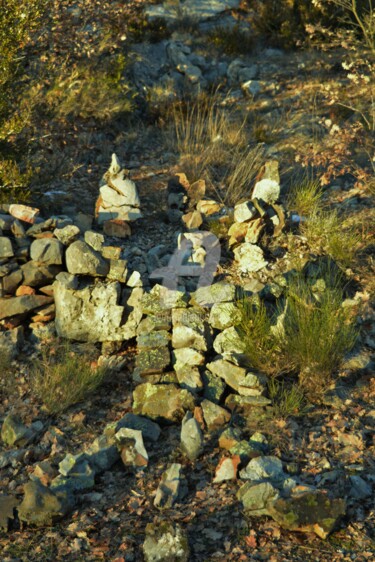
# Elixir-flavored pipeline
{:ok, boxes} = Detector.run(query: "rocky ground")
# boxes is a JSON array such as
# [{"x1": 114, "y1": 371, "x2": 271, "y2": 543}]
[{"x1": 0, "y1": 1, "x2": 374, "y2": 561}]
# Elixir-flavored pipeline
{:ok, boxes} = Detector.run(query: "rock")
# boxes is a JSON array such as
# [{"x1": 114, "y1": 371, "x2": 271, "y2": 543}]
[
  {"x1": 0, "y1": 495, "x2": 19, "y2": 530},
  {"x1": 0, "y1": 214, "x2": 14, "y2": 230},
  {"x1": 267, "y1": 492, "x2": 346, "y2": 539},
  {"x1": 30, "y1": 238, "x2": 64, "y2": 265},
  {"x1": 245, "y1": 218, "x2": 265, "y2": 244},
  {"x1": 9, "y1": 204, "x2": 39, "y2": 224},
  {"x1": 0, "y1": 237, "x2": 14, "y2": 258},
  {"x1": 196, "y1": 199, "x2": 222, "y2": 216},
  {"x1": 2, "y1": 267, "x2": 23, "y2": 295},
  {"x1": 238, "y1": 65, "x2": 259, "y2": 82},
  {"x1": 208, "y1": 302, "x2": 240, "y2": 330},
  {"x1": 1, "y1": 414, "x2": 35, "y2": 447},
  {"x1": 252, "y1": 179, "x2": 280, "y2": 204},
  {"x1": 103, "y1": 219, "x2": 131, "y2": 238},
  {"x1": 21, "y1": 261, "x2": 62, "y2": 287},
  {"x1": 173, "y1": 347, "x2": 205, "y2": 368},
  {"x1": 219, "y1": 427, "x2": 243, "y2": 450},
  {"x1": 115, "y1": 428, "x2": 148, "y2": 468},
  {"x1": 207, "y1": 358, "x2": 247, "y2": 393},
  {"x1": 138, "y1": 313, "x2": 172, "y2": 334},
  {"x1": 116, "y1": 413, "x2": 161, "y2": 442},
  {"x1": 141, "y1": 285, "x2": 188, "y2": 314},
  {"x1": 241, "y1": 80, "x2": 261, "y2": 97},
  {"x1": 137, "y1": 330, "x2": 170, "y2": 350},
  {"x1": 107, "y1": 259, "x2": 128, "y2": 282},
  {"x1": 53, "y1": 458, "x2": 95, "y2": 492},
  {"x1": 349, "y1": 475, "x2": 372, "y2": 499},
  {"x1": 133, "y1": 383, "x2": 195, "y2": 422},
  {"x1": 18, "y1": 480, "x2": 74, "y2": 526},
  {"x1": 146, "y1": 0, "x2": 241, "y2": 22},
  {"x1": 172, "y1": 325, "x2": 208, "y2": 352},
  {"x1": 213, "y1": 326, "x2": 244, "y2": 358},
  {"x1": 180, "y1": 411, "x2": 203, "y2": 461},
  {"x1": 65, "y1": 240, "x2": 109, "y2": 276},
  {"x1": 191, "y1": 282, "x2": 236, "y2": 307},
  {"x1": 213, "y1": 455, "x2": 241, "y2": 483},
  {"x1": 225, "y1": 394, "x2": 271, "y2": 412},
  {"x1": 0, "y1": 294, "x2": 53, "y2": 320},
  {"x1": 143, "y1": 522, "x2": 189, "y2": 562},
  {"x1": 233, "y1": 243, "x2": 268, "y2": 273},
  {"x1": 0, "y1": 326, "x2": 23, "y2": 359},
  {"x1": 234, "y1": 201, "x2": 257, "y2": 223},
  {"x1": 237, "y1": 481, "x2": 280, "y2": 515},
  {"x1": 228, "y1": 221, "x2": 248, "y2": 246},
  {"x1": 84, "y1": 230, "x2": 105, "y2": 251},
  {"x1": 230, "y1": 440, "x2": 264, "y2": 463},
  {"x1": 201, "y1": 399, "x2": 231, "y2": 431},
  {"x1": 54, "y1": 279, "x2": 141, "y2": 342},
  {"x1": 175, "y1": 365, "x2": 203, "y2": 392},
  {"x1": 154, "y1": 463, "x2": 187, "y2": 509},
  {"x1": 239, "y1": 456, "x2": 285, "y2": 481},
  {"x1": 135, "y1": 347, "x2": 171, "y2": 375},
  {"x1": 182, "y1": 210, "x2": 203, "y2": 229},
  {"x1": 53, "y1": 224, "x2": 80, "y2": 245},
  {"x1": 202, "y1": 369, "x2": 227, "y2": 403}
]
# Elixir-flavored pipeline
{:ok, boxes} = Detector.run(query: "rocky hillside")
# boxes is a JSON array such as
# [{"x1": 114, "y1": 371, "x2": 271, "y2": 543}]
[{"x1": 0, "y1": 1, "x2": 374, "y2": 561}]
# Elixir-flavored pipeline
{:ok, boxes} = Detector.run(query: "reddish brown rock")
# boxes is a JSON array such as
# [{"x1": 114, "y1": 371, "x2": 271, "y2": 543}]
[
  {"x1": 16, "y1": 285, "x2": 36, "y2": 296},
  {"x1": 9, "y1": 205, "x2": 40, "y2": 224}
]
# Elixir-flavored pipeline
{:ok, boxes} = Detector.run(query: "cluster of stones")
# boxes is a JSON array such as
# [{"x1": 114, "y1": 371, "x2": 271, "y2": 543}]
[
  {"x1": 0, "y1": 155, "x2": 142, "y2": 354},
  {"x1": 229, "y1": 160, "x2": 285, "y2": 273},
  {"x1": 0, "y1": 152, "x2": 347, "y2": 551}
]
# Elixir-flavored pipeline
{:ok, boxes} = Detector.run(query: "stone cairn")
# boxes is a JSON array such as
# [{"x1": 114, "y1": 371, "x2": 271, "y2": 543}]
[{"x1": 0, "y1": 156, "x2": 346, "y2": 542}]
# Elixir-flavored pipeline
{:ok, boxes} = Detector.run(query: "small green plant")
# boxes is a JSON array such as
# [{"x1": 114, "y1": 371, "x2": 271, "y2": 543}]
[
  {"x1": 32, "y1": 341, "x2": 108, "y2": 414},
  {"x1": 268, "y1": 377, "x2": 306, "y2": 418},
  {"x1": 282, "y1": 270, "x2": 358, "y2": 397},
  {"x1": 286, "y1": 173, "x2": 323, "y2": 216},
  {"x1": 235, "y1": 298, "x2": 285, "y2": 376}
]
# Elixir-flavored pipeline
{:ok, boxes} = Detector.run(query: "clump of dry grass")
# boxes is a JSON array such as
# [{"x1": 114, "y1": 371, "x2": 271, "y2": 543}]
[
  {"x1": 169, "y1": 91, "x2": 265, "y2": 205},
  {"x1": 32, "y1": 341, "x2": 108, "y2": 414},
  {"x1": 286, "y1": 173, "x2": 323, "y2": 216}
]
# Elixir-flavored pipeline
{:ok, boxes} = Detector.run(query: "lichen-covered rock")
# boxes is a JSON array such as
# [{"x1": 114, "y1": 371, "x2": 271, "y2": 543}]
[
  {"x1": 133, "y1": 383, "x2": 195, "y2": 422},
  {"x1": 206, "y1": 358, "x2": 247, "y2": 392},
  {"x1": 267, "y1": 492, "x2": 346, "y2": 539},
  {"x1": 115, "y1": 413, "x2": 161, "y2": 443},
  {"x1": 234, "y1": 201, "x2": 257, "y2": 223},
  {"x1": 0, "y1": 237, "x2": 14, "y2": 258},
  {"x1": 1, "y1": 414, "x2": 34, "y2": 447},
  {"x1": 252, "y1": 178, "x2": 280, "y2": 204},
  {"x1": 237, "y1": 481, "x2": 280, "y2": 515},
  {"x1": 143, "y1": 521, "x2": 190, "y2": 562},
  {"x1": 208, "y1": 302, "x2": 240, "y2": 330},
  {"x1": 191, "y1": 282, "x2": 236, "y2": 307},
  {"x1": 18, "y1": 481, "x2": 74, "y2": 526},
  {"x1": 180, "y1": 411, "x2": 203, "y2": 461},
  {"x1": 65, "y1": 240, "x2": 109, "y2": 277},
  {"x1": 135, "y1": 347, "x2": 171, "y2": 375},
  {"x1": 233, "y1": 243, "x2": 268, "y2": 273},
  {"x1": 21, "y1": 261, "x2": 62, "y2": 287}
]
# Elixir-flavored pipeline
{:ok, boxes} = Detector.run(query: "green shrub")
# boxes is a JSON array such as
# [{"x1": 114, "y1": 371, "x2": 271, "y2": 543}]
[
  {"x1": 45, "y1": 54, "x2": 134, "y2": 121},
  {"x1": 282, "y1": 270, "x2": 358, "y2": 397},
  {"x1": 268, "y1": 377, "x2": 306, "y2": 418},
  {"x1": 234, "y1": 267, "x2": 358, "y2": 400},
  {"x1": 0, "y1": 159, "x2": 31, "y2": 204},
  {"x1": 32, "y1": 341, "x2": 108, "y2": 414},
  {"x1": 207, "y1": 25, "x2": 255, "y2": 55}
]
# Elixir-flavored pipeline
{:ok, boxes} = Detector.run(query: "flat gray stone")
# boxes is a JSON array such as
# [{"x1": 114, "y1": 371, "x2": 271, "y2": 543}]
[{"x1": 30, "y1": 238, "x2": 64, "y2": 265}]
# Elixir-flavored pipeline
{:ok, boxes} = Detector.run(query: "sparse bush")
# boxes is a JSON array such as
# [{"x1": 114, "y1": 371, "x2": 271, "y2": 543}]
[
  {"x1": 32, "y1": 342, "x2": 108, "y2": 414},
  {"x1": 268, "y1": 377, "x2": 306, "y2": 417},
  {"x1": 45, "y1": 55, "x2": 134, "y2": 121},
  {"x1": 0, "y1": 159, "x2": 31, "y2": 204}
]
